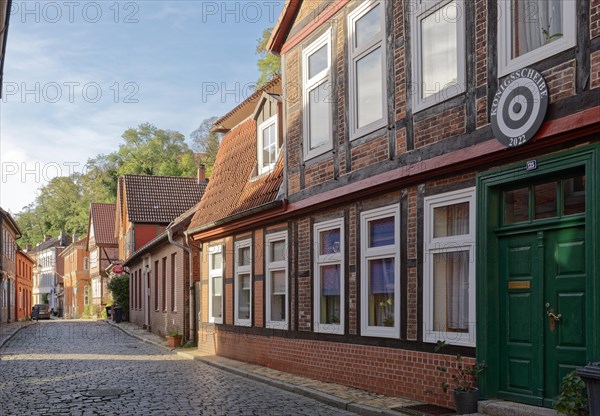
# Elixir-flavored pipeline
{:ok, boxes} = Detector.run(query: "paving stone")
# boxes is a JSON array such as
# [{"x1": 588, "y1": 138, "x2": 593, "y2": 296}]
[{"x1": 0, "y1": 321, "x2": 353, "y2": 415}]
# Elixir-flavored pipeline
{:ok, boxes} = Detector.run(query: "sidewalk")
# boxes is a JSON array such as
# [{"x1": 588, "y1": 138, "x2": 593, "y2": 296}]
[
  {"x1": 0, "y1": 320, "x2": 36, "y2": 348},
  {"x1": 106, "y1": 320, "x2": 476, "y2": 416}
]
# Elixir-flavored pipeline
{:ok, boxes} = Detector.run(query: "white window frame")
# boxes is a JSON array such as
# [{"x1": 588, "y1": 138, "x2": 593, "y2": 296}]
[
  {"x1": 313, "y1": 218, "x2": 344, "y2": 335},
  {"x1": 302, "y1": 28, "x2": 333, "y2": 160},
  {"x1": 234, "y1": 239, "x2": 252, "y2": 327},
  {"x1": 348, "y1": 0, "x2": 388, "y2": 139},
  {"x1": 257, "y1": 115, "x2": 279, "y2": 175},
  {"x1": 411, "y1": 0, "x2": 466, "y2": 113},
  {"x1": 360, "y1": 205, "x2": 400, "y2": 338},
  {"x1": 498, "y1": 0, "x2": 576, "y2": 77},
  {"x1": 208, "y1": 245, "x2": 223, "y2": 324},
  {"x1": 265, "y1": 231, "x2": 288, "y2": 330},
  {"x1": 423, "y1": 187, "x2": 476, "y2": 347}
]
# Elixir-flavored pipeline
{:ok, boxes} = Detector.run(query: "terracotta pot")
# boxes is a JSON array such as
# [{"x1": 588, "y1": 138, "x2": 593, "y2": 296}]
[{"x1": 166, "y1": 335, "x2": 182, "y2": 348}]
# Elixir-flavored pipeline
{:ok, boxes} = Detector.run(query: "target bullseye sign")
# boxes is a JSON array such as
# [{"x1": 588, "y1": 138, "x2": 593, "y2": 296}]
[{"x1": 491, "y1": 68, "x2": 548, "y2": 148}]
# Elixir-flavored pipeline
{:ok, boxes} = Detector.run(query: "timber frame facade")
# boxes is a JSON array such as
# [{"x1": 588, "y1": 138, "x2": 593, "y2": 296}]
[{"x1": 188, "y1": 0, "x2": 599, "y2": 410}]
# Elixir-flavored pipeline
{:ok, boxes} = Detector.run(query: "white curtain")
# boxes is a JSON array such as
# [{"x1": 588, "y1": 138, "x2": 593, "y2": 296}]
[
  {"x1": 446, "y1": 203, "x2": 469, "y2": 331},
  {"x1": 514, "y1": 0, "x2": 563, "y2": 57}
]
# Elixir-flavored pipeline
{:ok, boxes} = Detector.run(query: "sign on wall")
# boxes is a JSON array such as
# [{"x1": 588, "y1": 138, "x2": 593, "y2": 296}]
[{"x1": 491, "y1": 68, "x2": 548, "y2": 148}]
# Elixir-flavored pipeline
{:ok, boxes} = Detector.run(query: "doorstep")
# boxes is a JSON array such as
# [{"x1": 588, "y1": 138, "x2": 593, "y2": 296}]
[{"x1": 478, "y1": 400, "x2": 559, "y2": 416}]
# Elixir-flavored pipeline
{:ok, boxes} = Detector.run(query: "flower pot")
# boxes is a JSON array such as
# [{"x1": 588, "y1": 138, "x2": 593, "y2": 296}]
[
  {"x1": 166, "y1": 335, "x2": 182, "y2": 348},
  {"x1": 453, "y1": 388, "x2": 479, "y2": 415}
]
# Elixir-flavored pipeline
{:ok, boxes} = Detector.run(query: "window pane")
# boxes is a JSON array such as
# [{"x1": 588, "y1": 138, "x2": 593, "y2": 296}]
[
  {"x1": 512, "y1": 0, "x2": 563, "y2": 58},
  {"x1": 308, "y1": 44, "x2": 328, "y2": 79},
  {"x1": 504, "y1": 187, "x2": 529, "y2": 224},
  {"x1": 320, "y1": 228, "x2": 341, "y2": 255},
  {"x1": 433, "y1": 202, "x2": 469, "y2": 238},
  {"x1": 213, "y1": 276, "x2": 222, "y2": 297},
  {"x1": 271, "y1": 270, "x2": 286, "y2": 322},
  {"x1": 238, "y1": 273, "x2": 251, "y2": 320},
  {"x1": 433, "y1": 251, "x2": 469, "y2": 332},
  {"x1": 212, "y1": 294, "x2": 222, "y2": 318},
  {"x1": 534, "y1": 182, "x2": 557, "y2": 219},
  {"x1": 563, "y1": 175, "x2": 585, "y2": 216},
  {"x1": 270, "y1": 240, "x2": 286, "y2": 262},
  {"x1": 356, "y1": 47, "x2": 383, "y2": 128},
  {"x1": 320, "y1": 264, "x2": 341, "y2": 325},
  {"x1": 262, "y1": 123, "x2": 277, "y2": 168},
  {"x1": 211, "y1": 252, "x2": 222, "y2": 270},
  {"x1": 238, "y1": 246, "x2": 251, "y2": 266},
  {"x1": 368, "y1": 258, "x2": 395, "y2": 327},
  {"x1": 355, "y1": 3, "x2": 381, "y2": 49},
  {"x1": 368, "y1": 216, "x2": 394, "y2": 247},
  {"x1": 308, "y1": 83, "x2": 331, "y2": 150},
  {"x1": 272, "y1": 270, "x2": 286, "y2": 294},
  {"x1": 421, "y1": 1, "x2": 458, "y2": 99}
]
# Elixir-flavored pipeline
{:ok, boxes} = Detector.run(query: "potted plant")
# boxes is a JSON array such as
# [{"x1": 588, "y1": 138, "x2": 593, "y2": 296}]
[
  {"x1": 435, "y1": 340, "x2": 487, "y2": 415},
  {"x1": 166, "y1": 329, "x2": 183, "y2": 348}
]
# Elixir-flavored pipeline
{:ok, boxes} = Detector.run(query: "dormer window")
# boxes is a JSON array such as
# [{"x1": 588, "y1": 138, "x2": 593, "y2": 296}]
[{"x1": 258, "y1": 115, "x2": 278, "y2": 175}]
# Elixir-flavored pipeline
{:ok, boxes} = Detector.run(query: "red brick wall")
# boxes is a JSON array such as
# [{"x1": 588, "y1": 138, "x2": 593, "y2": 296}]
[
  {"x1": 591, "y1": 51, "x2": 600, "y2": 90},
  {"x1": 591, "y1": 0, "x2": 600, "y2": 39},
  {"x1": 543, "y1": 60, "x2": 576, "y2": 103},
  {"x1": 414, "y1": 106, "x2": 466, "y2": 149},
  {"x1": 214, "y1": 330, "x2": 473, "y2": 410},
  {"x1": 304, "y1": 159, "x2": 334, "y2": 188},
  {"x1": 297, "y1": 217, "x2": 311, "y2": 331},
  {"x1": 351, "y1": 136, "x2": 389, "y2": 170}
]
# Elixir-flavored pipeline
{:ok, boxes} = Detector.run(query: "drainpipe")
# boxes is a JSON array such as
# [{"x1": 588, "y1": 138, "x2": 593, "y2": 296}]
[{"x1": 167, "y1": 228, "x2": 194, "y2": 344}]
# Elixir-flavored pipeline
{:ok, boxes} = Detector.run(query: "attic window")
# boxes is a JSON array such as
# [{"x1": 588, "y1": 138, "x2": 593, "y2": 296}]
[{"x1": 258, "y1": 114, "x2": 278, "y2": 175}]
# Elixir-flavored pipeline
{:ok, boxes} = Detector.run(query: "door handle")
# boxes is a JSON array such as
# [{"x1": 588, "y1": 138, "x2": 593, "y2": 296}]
[
  {"x1": 548, "y1": 312, "x2": 562, "y2": 321},
  {"x1": 548, "y1": 308, "x2": 562, "y2": 332}
]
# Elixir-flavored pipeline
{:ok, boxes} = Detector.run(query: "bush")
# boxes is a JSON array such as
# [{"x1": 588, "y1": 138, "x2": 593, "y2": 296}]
[
  {"x1": 107, "y1": 275, "x2": 129, "y2": 311},
  {"x1": 554, "y1": 371, "x2": 588, "y2": 416}
]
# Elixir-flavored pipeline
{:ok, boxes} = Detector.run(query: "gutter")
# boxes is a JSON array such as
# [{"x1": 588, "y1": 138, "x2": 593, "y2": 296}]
[{"x1": 186, "y1": 199, "x2": 284, "y2": 236}]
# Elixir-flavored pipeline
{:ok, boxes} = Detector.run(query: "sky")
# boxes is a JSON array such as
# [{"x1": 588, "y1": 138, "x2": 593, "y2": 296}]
[{"x1": 0, "y1": 0, "x2": 284, "y2": 214}]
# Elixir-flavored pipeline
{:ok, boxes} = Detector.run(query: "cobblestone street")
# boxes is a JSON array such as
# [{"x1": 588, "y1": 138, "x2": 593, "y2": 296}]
[{"x1": 0, "y1": 321, "x2": 354, "y2": 415}]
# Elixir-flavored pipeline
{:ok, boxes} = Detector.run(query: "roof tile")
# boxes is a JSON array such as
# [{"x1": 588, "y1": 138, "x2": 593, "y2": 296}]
[{"x1": 91, "y1": 203, "x2": 118, "y2": 246}]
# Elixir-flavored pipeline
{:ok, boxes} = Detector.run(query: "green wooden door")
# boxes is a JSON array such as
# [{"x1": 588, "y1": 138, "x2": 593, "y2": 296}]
[{"x1": 498, "y1": 225, "x2": 587, "y2": 405}]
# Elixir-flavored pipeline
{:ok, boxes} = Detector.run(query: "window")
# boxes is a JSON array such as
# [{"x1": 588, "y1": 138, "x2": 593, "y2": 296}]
[
  {"x1": 90, "y1": 250, "x2": 98, "y2": 269},
  {"x1": 498, "y1": 1, "x2": 576, "y2": 76},
  {"x1": 84, "y1": 285, "x2": 89, "y2": 306},
  {"x1": 411, "y1": 0, "x2": 465, "y2": 112},
  {"x1": 208, "y1": 245, "x2": 223, "y2": 324},
  {"x1": 265, "y1": 231, "x2": 288, "y2": 329},
  {"x1": 234, "y1": 240, "x2": 252, "y2": 326},
  {"x1": 314, "y1": 219, "x2": 344, "y2": 334},
  {"x1": 84, "y1": 257, "x2": 89, "y2": 271},
  {"x1": 349, "y1": 1, "x2": 387, "y2": 138},
  {"x1": 423, "y1": 188, "x2": 476, "y2": 346},
  {"x1": 171, "y1": 253, "x2": 177, "y2": 312},
  {"x1": 303, "y1": 29, "x2": 332, "y2": 159},
  {"x1": 360, "y1": 205, "x2": 400, "y2": 338},
  {"x1": 161, "y1": 258, "x2": 167, "y2": 312},
  {"x1": 258, "y1": 115, "x2": 279, "y2": 174}
]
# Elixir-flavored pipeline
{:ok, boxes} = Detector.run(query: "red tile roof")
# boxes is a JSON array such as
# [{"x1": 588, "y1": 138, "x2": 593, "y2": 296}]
[
  {"x1": 122, "y1": 175, "x2": 207, "y2": 224},
  {"x1": 189, "y1": 117, "x2": 283, "y2": 230},
  {"x1": 90, "y1": 203, "x2": 117, "y2": 246}
]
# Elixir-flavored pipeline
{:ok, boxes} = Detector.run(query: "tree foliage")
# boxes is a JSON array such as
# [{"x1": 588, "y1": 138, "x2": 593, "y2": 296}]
[
  {"x1": 256, "y1": 27, "x2": 281, "y2": 87},
  {"x1": 16, "y1": 123, "x2": 199, "y2": 247},
  {"x1": 190, "y1": 116, "x2": 220, "y2": 177}
]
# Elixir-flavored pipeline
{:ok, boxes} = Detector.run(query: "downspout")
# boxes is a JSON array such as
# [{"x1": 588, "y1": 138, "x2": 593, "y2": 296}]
[{"x1": 167, "y1": 227, "x2": 194, "y2": 344}]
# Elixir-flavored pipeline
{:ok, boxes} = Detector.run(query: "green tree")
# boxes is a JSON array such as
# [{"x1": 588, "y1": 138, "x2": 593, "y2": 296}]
[
  {"x1": 190, "y1": 116, "x2": 220, "y2": 176},
  {"x1": 256, "y1": 27, "x2": 281, "y2": 87}
]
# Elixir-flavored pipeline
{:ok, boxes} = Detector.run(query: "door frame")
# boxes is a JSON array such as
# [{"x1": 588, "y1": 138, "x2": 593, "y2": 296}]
[{"x1": 476, "y1": 143, "x2": 600, "y2": 404}]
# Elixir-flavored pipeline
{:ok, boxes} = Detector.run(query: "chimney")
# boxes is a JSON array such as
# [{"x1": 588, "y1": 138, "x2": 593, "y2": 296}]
[
  {"x1": 197, "y1": 164, "x2": 206, "y2": 183},
  {"x1": 44, "y1": 235, "x2": 52, "y2": 242},
  {"x1": 72, "y1": 233, "x2": 78, "y2": 242}
]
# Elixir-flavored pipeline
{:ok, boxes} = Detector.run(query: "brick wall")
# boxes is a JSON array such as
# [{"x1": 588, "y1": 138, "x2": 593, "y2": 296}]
[
  {"x1": 351, "y1": 136, "x2": 389, "y2": 170},
  {"x1": 304, "y1": 159, "x2": 334, "y2": 188},
  {"x1": 591, "y1": 51, "x2": 600, "y2": 90},
  {"x1": 414, "y1": 106, "x2": 466, "y2": 149},
  {"x1": 591, "y1": 0, "x2": 600, "y2": 39},
  {"x1": 212, "y1": 330, "x2": 473, "y2": 410}
]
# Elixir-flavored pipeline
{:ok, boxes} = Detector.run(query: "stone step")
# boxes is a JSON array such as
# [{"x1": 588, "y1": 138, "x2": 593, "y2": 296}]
[{"x1": 478, "y1": 400, "x2": 559, "y2": 416}]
